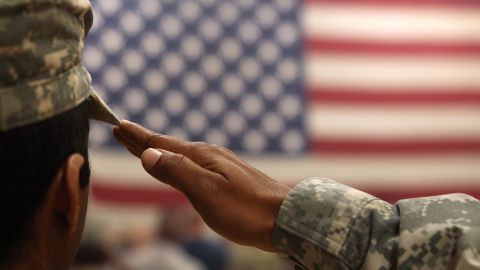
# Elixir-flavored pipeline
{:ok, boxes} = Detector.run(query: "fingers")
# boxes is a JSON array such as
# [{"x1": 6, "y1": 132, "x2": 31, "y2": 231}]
[
  {"x1": 113, "y1": 127, "x2": 143, "y2": 157},
  {"x1": 115, "y1": 121, "x2": 252, "y2": 174},
  {"x1": 116, "y1": 121, "x2": 154, "y2": 151},
  {"x1": 141, "y1": 148, "x2": 222, "y2": 198},
  {"x1": 118, "y1": 121, "x2": 191, "y2": 157}
]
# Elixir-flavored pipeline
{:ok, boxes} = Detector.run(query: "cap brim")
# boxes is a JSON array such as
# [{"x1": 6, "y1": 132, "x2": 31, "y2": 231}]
[{"x1": 87, "y1": 89, "x2": 121, "y2": 126}]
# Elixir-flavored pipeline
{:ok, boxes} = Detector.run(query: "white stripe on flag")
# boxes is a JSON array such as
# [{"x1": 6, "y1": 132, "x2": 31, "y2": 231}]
[
  {"x1": 304, "y1": 4, "x2": 480, "y2": 43},
  {"x1": 306, "y1": 54, "x2": 480, "y2": 90},
  {"x1": 307, "y1": 104, "x2": 480, "y2": 140}
]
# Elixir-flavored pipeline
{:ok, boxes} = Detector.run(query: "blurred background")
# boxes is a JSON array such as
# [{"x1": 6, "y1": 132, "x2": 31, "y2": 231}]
[{"x1": 76, "y1": 0, "x2": 480, "y2": 269}]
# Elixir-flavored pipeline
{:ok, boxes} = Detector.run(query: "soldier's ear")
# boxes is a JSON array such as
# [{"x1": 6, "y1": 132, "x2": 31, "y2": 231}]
[{"x1": 53, "y1": 153, "x2": 85, "y2": 234}]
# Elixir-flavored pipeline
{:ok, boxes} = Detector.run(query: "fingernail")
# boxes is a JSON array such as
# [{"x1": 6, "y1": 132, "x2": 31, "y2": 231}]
[
  {"x1": 118, "y1": 120, "x2": 136, "y2": 136},
  {"x1": 71, "y1": 153, "x2": 85, "y2": 167},
  {"x1": 141, "y1": 148, "x2": 162, "y2": 170}
]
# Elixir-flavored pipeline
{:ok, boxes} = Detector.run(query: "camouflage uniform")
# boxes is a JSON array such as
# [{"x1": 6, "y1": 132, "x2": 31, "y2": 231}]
[
  {"x1": 272, "y1": 178, "x2": 480, "y2": 270},
  {"x1": 0, "y1": 0, "x2": 119, "y2": 132}
]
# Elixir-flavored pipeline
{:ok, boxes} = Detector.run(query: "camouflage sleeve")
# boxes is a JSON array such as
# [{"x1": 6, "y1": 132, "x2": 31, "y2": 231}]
[{"x1": 272, "y1": 178, "x2": 480, "y2": 270}]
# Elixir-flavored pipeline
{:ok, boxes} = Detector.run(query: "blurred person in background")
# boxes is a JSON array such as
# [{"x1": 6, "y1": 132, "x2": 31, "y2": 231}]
[
  {"x1": 183, "y1": 238, "x2": 231, "y2": 270},
  {"x1": 229, "y1": 245, "x2": 287, "y2": 270},
  {"x1": 0, "y1": 0, "x2": 119, "y2": 269},
  {"x1": 114, "y1": 121, "x2": 480, "y2": 270},
  {"x1": 121, "y1": 207, "x2": 205, "y2": 270},
  {"x1": 164, "y1": 207, "x2": 232, "y2": 270}
]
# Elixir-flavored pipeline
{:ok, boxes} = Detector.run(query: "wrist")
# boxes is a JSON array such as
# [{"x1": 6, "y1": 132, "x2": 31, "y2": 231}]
[{"x1": 258, "y1": 182, "x2": 291, "y2": 251}]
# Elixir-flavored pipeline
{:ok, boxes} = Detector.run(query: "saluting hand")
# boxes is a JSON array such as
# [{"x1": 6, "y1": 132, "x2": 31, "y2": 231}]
[{"x1": 113, "y1": 121, "x2": 291, "y2": 251}]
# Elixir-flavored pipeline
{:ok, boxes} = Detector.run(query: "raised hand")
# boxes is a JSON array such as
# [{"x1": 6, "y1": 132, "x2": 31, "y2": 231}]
[{"x1": 113, "y1": 121, "x2": 291, "y2": 251}]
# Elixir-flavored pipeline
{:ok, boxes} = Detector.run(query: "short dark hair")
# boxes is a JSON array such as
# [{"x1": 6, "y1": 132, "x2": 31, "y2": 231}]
[{"x1": 0, "y1": 101, "x2": 90, "y2": 263}]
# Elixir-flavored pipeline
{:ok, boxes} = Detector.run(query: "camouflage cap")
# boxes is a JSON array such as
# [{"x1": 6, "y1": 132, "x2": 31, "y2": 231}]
[{"x1": 0, "y1": 0, "x2": 120, "y2": 132}]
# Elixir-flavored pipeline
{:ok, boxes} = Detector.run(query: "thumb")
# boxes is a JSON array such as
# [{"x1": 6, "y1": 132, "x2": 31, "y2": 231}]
[{"x1": 141, "y1": 148, "x2": 214, "y2": 196}]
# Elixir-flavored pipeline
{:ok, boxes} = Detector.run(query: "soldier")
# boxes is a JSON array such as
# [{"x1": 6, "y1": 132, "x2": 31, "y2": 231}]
[
  {"x1": 114, "y1": 121, "x2": 480, "y2": 270},
  {"x1": 0, "y1": 0, "x2": 119, "y2": 269},
  {"x1": 2, "y1": 1, "x2": 480, "y2": 270}
]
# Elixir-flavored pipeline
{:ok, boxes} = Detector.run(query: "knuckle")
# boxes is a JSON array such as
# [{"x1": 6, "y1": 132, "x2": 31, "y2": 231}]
[
  {"x1": 197, "y1": 174, "x2": 223, "y2": 203},
  {"x1": 190, "y1": 141, "x2": 212, "y2": 154},
  {"x1": 201, "y1": 174, "x2": 219, "y2": 192},
  {"x1": 211, "y1": 144, "x2": 226, "y2": 152},
  {"x1": 171, "y1": 153, "x2": 186, "y2": 168},
  {"x1": 214, "y1": 144, "x2": 238, "y2": 159},
  {"x1": 145, "y1": 131, "x2": 160, "y2": 148},
  {"x1": 191, "y1": 141, "x2": 210, "y2": 150}
]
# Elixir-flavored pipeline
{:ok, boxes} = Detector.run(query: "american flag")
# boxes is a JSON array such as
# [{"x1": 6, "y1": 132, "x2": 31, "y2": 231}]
[{"x1": 85, "y1": 0, "x2": 480, "y2": 209}]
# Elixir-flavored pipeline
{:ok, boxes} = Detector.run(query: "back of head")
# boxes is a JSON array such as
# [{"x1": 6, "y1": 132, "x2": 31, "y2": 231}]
[
  {"x1": 0, "y1": 101, "x2": 90, "y2": 263},
  {"x1": 0, "y1": 0, "x2": 119, "y2": 266}
]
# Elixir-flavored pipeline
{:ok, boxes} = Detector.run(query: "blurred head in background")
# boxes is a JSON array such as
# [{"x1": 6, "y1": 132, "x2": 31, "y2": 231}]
[
  {"x1": 159, "y1": 207, "x2": 204, "y2": 243},
  {"x1": 160, "y1": 207, "x2": 231, "y2": 270}
]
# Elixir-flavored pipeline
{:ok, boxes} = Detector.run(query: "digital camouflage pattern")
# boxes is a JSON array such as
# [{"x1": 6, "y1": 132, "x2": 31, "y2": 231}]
[
  {"x1": 0, "y1": 0, "x2": 119, "y2": 132},
  {"x1": 272, "y1": 178, "x2": 480, "y2": 270}
]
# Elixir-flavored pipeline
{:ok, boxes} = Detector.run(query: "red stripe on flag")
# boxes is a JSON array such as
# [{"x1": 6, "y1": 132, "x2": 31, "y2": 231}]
[
  {"x1": 310, "y1": 139, "x2": 480, "y2": 154},
  {"x1": 307, "y1": 89, "x2": 480, "y2": 105},
  {"x1": 306, "y1": 39, "x2": 480, "y2": 56},
  {"x1": 304, "y1": 0, "x2": 480, "y2": 7},
  {"x1": 91, "y1": 182, "x2": 480, "y2": 205},
  {"x1": 91, "y1": 184, "x2": 189, "y2": 207}
]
